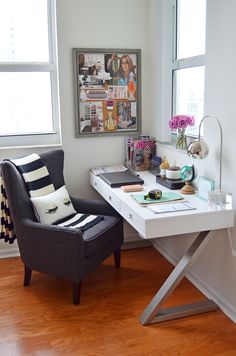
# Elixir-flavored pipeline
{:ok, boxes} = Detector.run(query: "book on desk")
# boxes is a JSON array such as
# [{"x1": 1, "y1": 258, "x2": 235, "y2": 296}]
[{"x1": 99, "y1": 170, "x2": 144, "y2": 187}]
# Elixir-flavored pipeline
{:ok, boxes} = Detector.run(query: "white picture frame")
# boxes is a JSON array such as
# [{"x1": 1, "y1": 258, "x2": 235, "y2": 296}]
[{"x1": 198, "y1": 176, "x2": 215, "y2": 201}]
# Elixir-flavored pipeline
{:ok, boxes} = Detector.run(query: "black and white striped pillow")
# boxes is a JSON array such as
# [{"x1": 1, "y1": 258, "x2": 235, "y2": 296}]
[
  {"x1": 55, "y1": 213, "x2": 104, "y2": 232},
  {"x1": 11, "y1": 153, "x2": 55, "y2": 197}
]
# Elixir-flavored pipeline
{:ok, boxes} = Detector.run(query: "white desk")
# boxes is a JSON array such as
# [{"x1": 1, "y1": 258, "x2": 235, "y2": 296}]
[{"x1": 90, "y1": 171, "x2": 234, "y2": 325}]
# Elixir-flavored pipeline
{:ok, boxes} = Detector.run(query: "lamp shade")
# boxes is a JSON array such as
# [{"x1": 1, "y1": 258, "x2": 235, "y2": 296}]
[{"x1": 187, "y1": 140, "x2": 209, "y2": 159}]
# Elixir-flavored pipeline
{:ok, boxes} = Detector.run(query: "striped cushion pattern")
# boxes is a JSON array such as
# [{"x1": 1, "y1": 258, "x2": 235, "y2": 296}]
[
  {"x1": 56, "y1": 213, "x2": 104, "y2": 232},
  {"x1": 11, "y1": 153, "x2": 55, "y2": 197},
  {"x1": 0, "y1": 175, "x2": 16, "y2": 244}
]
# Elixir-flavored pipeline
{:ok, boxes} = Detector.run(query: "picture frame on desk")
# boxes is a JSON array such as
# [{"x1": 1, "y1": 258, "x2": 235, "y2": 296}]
[
  {"x1": 73, "y1": 48, "x2": 141, "y2": 137},
  {"x1": 198, "y1": 176, "x2": 215, "y2": 201}
]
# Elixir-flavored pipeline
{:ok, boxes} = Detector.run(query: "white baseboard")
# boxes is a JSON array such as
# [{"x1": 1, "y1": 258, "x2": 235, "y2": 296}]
[
  {"x1": 123, "y1": 239, "x2": 151, "y2": 250},
  {"x1": 153, "y1": 240, "x2": 236, "y2": 324},
  {"x1": 0, "y1": 246, "x2": 20, "y2": 259}
]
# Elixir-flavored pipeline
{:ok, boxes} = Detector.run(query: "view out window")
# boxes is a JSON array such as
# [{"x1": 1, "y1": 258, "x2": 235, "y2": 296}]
[
  {"x1": 0, "y1": 0, "x2": 61, "y2": 148},
  {"x1": 172, "y1": 0, "x2": 206, "y2": 136}
]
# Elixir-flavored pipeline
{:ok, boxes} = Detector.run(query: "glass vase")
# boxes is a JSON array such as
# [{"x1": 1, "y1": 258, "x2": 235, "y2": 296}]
[{"x1": 176, "y1": 128, "x2": 187, "y2": 149}]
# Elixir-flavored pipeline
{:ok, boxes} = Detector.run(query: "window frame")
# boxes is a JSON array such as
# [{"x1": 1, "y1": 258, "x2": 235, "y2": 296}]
[
  {"x1": 171, "y1": 0, "x2": 206, "y2": 138},
  {"x1": 0, "y1": 0, "x2": 61, "y2": 149}
]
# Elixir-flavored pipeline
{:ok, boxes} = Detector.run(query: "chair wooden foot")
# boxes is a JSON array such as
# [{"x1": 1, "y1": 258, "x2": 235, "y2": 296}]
[
  {"x1": 72, "y1": 282, "x2": 81, "y2": 305},
  {"x1": 113, "y1": 248, "x2": 121, "y2": 268},
  {"x1": 24, "y1": 265, "x2": 32, "y2": 286}
]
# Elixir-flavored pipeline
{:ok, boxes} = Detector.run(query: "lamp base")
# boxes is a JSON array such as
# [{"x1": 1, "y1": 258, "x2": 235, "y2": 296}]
[{"x1": 180, "y1": 182, "x2": 195, "y2": 195}]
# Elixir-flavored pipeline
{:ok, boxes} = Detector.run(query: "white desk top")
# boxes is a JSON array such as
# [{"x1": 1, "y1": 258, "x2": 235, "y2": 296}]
[{"x1": 90, "y1": 171, "x2": 234, "y2": 239}]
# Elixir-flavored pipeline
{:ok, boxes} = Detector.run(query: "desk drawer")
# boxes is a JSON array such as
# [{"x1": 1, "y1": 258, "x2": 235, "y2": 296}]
[
  {"x1": 120, "y1": 201, "x2": 145, "y2": 236},
  {"x1": 101, "y1": 185, "x2": 121, "y2": 212},
  {"x1": 90, "y1": 175, "x2": 120, "y2": 212},
  {"x1": 90, "y1": 174, "x2": 100, "y2": 191}
]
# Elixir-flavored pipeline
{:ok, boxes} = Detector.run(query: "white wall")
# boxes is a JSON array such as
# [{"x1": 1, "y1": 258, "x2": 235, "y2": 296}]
[
  {"x1": 0, "y1": 0, "x2": 150, "y2": 253},
  {"x1": 152, "y1": 0, "x2": 236, "y2": 323},
  {"x1": 56, "y1": 0, "x2": 150, "y2": 198}
]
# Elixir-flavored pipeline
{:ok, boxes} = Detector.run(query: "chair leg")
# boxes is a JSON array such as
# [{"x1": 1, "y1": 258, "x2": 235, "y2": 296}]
[
  {"x1": 113, "y1": 248, "x2": 121, "y2": 268},
  {"x1": 72, "y1": 282, "x2": 82, "y2": 305},
  {"x1": 24, "y1": 265, "x2": 32, "y2": 286}
]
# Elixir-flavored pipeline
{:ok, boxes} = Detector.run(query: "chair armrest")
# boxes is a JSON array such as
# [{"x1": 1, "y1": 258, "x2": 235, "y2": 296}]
[
  {"x1": 16, "y1": 219, "x2": 85, "y2": 281},
  {"x1": 70, "y1": 197, "x2": 121, "y2": 217}
]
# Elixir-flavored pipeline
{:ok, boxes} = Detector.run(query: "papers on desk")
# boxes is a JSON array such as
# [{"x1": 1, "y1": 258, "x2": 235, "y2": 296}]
[
  {"x1": 90, "y1": 165, "x2": 127, "y2": 176},
  {"x1": 147, "y1": 201, "x2": 196, "y2": 214}
]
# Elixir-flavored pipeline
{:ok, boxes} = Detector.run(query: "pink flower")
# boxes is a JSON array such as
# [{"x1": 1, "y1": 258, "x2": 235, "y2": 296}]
[{"x1": 169, "y1": 115, "x2": 195, "y2": 130}]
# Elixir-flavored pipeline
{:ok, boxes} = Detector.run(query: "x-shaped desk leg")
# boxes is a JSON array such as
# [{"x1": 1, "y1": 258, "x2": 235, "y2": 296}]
[{"x1": 140, "y1": 230, "x2": 218, "y2": 325}]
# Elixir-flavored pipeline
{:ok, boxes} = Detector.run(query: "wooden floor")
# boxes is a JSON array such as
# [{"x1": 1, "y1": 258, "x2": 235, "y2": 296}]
[{"x1": 0, "y1": 247, "x2": 236, "y2": 355}]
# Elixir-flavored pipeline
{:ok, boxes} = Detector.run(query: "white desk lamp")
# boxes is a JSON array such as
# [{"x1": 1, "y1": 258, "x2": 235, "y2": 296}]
[{"x1": 187, "y1": 114, "x2": 223, "y2": 192}]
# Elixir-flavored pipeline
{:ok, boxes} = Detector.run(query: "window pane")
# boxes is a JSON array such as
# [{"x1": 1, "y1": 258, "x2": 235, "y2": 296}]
[
  {"x1": 0, "y1": 72, "x2": 53, "y2": 135},
  {"x1": 0, "y1": 0, "x2": 49, "y2": 62},
  {"x1": 174, "y1": 66, "x2": 205, "y2": 135},
  {"x1": 177, "y1": 0, "x2": 206, "y2": 59}
]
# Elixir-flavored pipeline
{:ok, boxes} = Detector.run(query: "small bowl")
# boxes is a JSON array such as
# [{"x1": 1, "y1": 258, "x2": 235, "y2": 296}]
[{"x1": 166, "y1": 166, "x2": 181, "y2": 180}]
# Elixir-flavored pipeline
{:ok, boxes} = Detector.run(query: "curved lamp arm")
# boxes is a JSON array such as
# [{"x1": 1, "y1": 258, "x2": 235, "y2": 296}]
[{"x1": 198, "y1": 114, "x2": 223, "y2": 192}]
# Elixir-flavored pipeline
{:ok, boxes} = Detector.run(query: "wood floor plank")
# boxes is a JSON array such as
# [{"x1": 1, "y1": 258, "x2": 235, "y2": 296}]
[{"x1": 0, "y1": 247, "x2": 236, "y2": 355}]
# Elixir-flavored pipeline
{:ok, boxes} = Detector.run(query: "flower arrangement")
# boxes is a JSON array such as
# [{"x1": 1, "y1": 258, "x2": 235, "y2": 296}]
[
  {"x1": 168, "y1": 115, "x2": 195, "y2": 130},
  {"x1": 169, "y1": 115, "x2": 195, "y2": 149}
]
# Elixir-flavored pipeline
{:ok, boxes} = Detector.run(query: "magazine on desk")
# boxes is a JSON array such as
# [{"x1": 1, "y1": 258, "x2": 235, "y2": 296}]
[
  {"x1": 90, "y1": 165, "x2": 127, "y2": 176},
  {"x1": 147, "y1": 201, "x2": 196, "y2": 214}
]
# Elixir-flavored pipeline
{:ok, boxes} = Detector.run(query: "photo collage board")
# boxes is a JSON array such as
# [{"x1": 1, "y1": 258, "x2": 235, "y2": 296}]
[{"x1": 73, "y1": 48, "x2": 141, "y2": 137}]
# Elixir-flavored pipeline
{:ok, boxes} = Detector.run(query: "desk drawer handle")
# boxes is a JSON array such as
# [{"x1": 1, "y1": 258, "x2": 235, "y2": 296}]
[
  {"x1": 95, "y1": 182, "x2": 97, "y2": 187},
  {"x1": 109, "y1": 195, "x2": 112, "y2": 201},
  {"x1": 129, "y1": 213, "x2": 133, "y2": 220}
]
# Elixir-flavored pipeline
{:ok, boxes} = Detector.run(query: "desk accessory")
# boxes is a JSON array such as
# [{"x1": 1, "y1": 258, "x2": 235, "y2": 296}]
[
  {"x1": 160, "y1": 156, "x2": 169, "y2": 178},
  {"x1": 198, "y1": 176, "x2": 215, "y2": 201},
  {"x1": 187, "y1": 114, "x2": 224, "y2": 198},
  {"x1": 99, "y1": 170, "x2": 144, "y2": 187},
  {"x1": 180, "y1": 165, "x2": 196, "y2": 194},
  {"x1": 131, "y1": 191, "x2": 184, "y2": 205},
  {"x1": 151, "y1": 155, "x2": 162, "y2": 175},
  {"x1": 144, "y1": 189, "x2": 162, "y2": 200},
  {"x1": 166, "y1": 166, "x2": 181, "y2": 180},
  {"x1": 121, "y1": 184, "x2": 143, "y2": 192},
  {"x1": 156, "y1": 175, "x2": 185, "y2": 190},
  {"x1": 126, "y1": 136, "x2": 156, "y2": 171}
]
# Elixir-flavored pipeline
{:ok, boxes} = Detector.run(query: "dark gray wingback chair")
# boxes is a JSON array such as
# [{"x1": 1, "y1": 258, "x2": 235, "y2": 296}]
[{"x1": 0, "y1": 149, "x2": 123, "y2": 304}]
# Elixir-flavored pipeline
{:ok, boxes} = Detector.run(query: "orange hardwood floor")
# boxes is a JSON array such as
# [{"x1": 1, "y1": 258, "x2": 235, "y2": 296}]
[{"x1": 0, "y1": 247, "x2": 236, "y2": 356}]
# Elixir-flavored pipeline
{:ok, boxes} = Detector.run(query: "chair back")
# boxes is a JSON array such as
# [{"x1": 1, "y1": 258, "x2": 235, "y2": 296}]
[{"x1": 1, "y1": 149, "x2": 65, "y2": 226}]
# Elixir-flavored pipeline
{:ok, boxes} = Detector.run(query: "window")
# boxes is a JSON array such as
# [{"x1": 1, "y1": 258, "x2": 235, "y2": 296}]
[
  {"x1": 0, "y1": 0, "x2": 61, "y2": 148},
  {"x1": 172, "y1": 0, "x2": 206, "y2": 136}
]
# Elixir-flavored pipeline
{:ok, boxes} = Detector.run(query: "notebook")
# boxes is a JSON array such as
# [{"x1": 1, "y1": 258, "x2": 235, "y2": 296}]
[
  {"x1": 99, "y1": 170, "x2": 144, "y2": 187},
  {"x1": 131, "y1": 192, "x2": 184, "y2": 205}
]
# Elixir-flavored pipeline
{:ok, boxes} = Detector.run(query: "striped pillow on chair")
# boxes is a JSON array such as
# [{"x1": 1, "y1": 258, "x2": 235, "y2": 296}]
[{"x1": 11, "y1": 153, "x2": 55, "y2": 197}]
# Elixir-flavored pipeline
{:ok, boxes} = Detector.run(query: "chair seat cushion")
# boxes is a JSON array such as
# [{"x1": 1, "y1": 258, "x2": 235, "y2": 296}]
[{"x1": 83, "y1": 215, "x2": 121, "y2": 257}]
